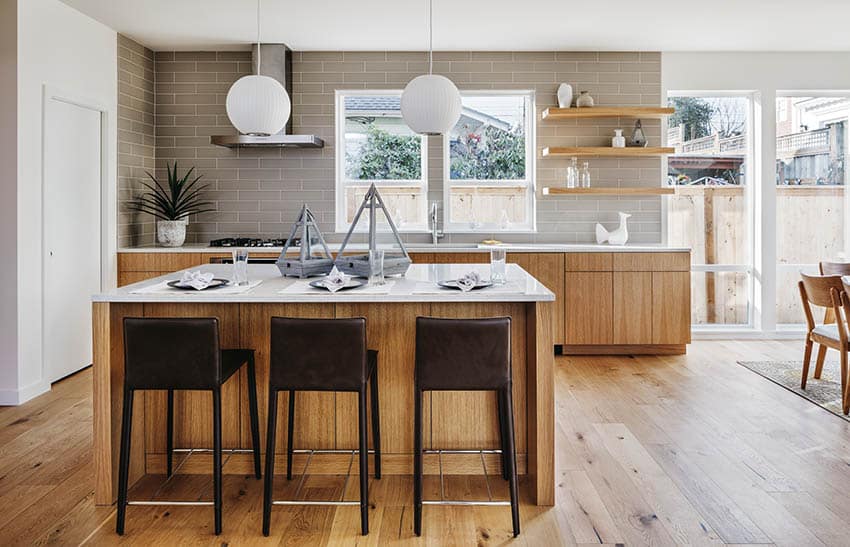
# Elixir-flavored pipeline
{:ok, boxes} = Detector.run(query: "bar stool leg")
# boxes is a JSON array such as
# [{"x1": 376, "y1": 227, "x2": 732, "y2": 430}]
[
  {"x1": 497, "y1": 393, "x2": 509, "y2": 481},
  {"x1": 246, "y1": 353, "x2": 262, "y2": 479},
  {"x1": 501, "y1": 386, "x2": 520, "y2": 537},
  {"x1": 286, "y1": 390, "x2": 295, "y2": 480},
  {"x1": 413, "y1": 387, "x2": 423, "y2": 536},
  {"x1": 369, "y1": 357, "x2": 382, "y2": 479},
  {"x1": 263, "y1": 389, "x2": 278, "y2": 536},
  {"x1": 358, "y1": 388, "x2": 370, "y2": 535},
  {"x1": 166, "y1": 389, "x2": 174, "y2": 478},
  {"x1": 116, "y1": 388, "x2": 134, "y2": 535},
  {"x1": 212, "y1": 388, "x2": 223, "y2": 535}
]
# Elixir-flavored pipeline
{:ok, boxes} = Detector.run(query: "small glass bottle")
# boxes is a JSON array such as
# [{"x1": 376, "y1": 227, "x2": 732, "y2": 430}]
[
  {"x1": 580, "y1": 162, "x2": 591, "y2": 188},
  {"x1": 566, "y1": 157, "x2": 578, "y2": 188}
]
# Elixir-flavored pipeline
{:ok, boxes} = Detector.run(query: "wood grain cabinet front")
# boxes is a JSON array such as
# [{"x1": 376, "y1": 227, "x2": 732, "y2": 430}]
[
  {"x1": 565, "y1": 271, "x2": 613, "y2": 345},
  {"x1": 563, "y1": 251, "x2": 691, "y2": 354}
]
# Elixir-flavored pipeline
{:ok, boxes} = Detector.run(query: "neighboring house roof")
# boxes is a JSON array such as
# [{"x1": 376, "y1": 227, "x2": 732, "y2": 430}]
[{"x1": 344, "y1": 96, "x2": 513, "y2": 133}]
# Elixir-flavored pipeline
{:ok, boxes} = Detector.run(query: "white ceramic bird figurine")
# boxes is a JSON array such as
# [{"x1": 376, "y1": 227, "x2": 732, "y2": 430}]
[{"x1": 595, "y1": 212, "x2": 631, "y2": 245}]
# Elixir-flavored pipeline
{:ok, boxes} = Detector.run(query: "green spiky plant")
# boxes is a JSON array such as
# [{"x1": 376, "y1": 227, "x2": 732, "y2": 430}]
[{"x1": 128, "y1": 162, "x2": 216, "y2": 221}]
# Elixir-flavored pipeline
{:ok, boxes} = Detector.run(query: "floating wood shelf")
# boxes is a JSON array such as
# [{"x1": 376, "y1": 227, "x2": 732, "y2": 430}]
[
  {"x1": 542, "y1": 146, "x2": 675, "y2": 158},
  {"x1": 542, "y1": 187, "x2": 675, "y2": 196},
  {"x1": 542, "y1": 106, "x2": 675, "y2": 120}
]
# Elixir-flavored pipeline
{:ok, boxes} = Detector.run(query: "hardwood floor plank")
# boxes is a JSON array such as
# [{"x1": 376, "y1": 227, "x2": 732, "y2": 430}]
[{"x1": 594, "y1": 422, "x2": 723, "y2": 545}]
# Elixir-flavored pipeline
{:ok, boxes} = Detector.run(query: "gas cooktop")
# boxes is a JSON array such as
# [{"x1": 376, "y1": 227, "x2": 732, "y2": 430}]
[{"x1": 209, "y1": 237, "x2": 299, "y2": 248}]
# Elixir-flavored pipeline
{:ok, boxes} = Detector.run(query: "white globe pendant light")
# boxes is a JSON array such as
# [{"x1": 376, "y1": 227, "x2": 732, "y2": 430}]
[
  {"x1": 401, "y1": 0, "x2": 461, "y2": 135},
  {"x1": 225, "y1": 0, "x2": 291, "y2": 136}
]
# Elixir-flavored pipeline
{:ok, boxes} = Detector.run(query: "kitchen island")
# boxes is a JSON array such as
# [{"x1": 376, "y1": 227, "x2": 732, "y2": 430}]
[{"x1": 91, "y1": 263, "x2": 555, "y2": 508}]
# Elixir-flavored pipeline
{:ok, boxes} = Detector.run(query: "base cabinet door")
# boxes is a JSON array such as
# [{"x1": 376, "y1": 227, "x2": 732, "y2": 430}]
[
  {"x1": 565, "y1": 272, "x2": 613, "y2": 345},
  {"x1": 652, "y1": 271, "x2": 691, "y2": 344},
  {"x1": 613, "y1": 271, "x2": 652, "y2": 345}
]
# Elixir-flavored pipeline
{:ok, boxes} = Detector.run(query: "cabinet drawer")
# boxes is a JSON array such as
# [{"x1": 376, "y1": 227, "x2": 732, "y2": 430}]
[
  {"x1": 565, "y1": 253, "x2": 613, "y2": 272},
  {"x1": 613, "y1": 252, "x2": 690, "y2": 272},
  {"x1": 118, "y1": 252, "x2": 203, "y2": 272}
]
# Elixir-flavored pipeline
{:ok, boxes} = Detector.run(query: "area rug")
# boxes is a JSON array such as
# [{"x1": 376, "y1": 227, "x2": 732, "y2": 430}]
[{"x1": 737, "y1": 360, "x2": 847, "y2": 421}]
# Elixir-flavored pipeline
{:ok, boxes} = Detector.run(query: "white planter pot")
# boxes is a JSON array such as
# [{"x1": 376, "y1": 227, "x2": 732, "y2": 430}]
[{"x1": 157, "y1": 220, "x2": 187, "y2": 247}]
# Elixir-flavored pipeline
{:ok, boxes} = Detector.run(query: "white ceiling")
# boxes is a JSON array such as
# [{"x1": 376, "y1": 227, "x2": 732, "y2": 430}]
[{"x1": 61, "y1": 0, "x2": 850, "y2": 52}]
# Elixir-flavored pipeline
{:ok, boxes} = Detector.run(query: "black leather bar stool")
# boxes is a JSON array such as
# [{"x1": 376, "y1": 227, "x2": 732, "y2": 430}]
[
  {"x1": 116, "y1": 318, "x2": 261, "y2": 536},
  {"x1": 263, "y1": 317, "x2": 381, "y2": 536},
  {"x1": 413, "y1": 317, "x2": 520, "y2": 537}
]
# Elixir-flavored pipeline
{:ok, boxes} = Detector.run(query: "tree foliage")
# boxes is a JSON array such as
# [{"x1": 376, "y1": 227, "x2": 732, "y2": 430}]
[
  {"x1": 347, "y1": 123, "x2": 421, "y2": 180},
  {"x1": 669, "y1": 97, "x2": 713, "y2": 140},
  {"x1": 450, "y1": 125, "x2": 525, "y2": 180}
]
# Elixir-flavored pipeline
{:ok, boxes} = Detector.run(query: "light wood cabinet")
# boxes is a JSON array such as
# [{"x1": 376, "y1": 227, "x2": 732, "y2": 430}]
[
  {"x1": 652, "y1": 272, "x2": 691, "y2": 345},
  {"x1": 564, "y1": 251, "x2": 691, "y2": 354},
  {"x1": 613, "y1": 271, "x2": 652, "y2": 345},
  {"x1": 565, "y1": 272, "x2": 613, "y2": 345}
]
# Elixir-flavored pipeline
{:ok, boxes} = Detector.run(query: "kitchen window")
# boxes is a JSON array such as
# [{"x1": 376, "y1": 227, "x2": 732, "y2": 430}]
[
  {"x1": 442, "y1": 91, "x2": 536, "y2": 232},
  {"x1": 335, "y1": 90, "x2": 428, "y2": 232}
]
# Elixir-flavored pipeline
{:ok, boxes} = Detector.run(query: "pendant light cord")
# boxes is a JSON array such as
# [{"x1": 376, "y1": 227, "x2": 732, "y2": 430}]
[
  {"x1": 256, "y1": 0, "x2": 262, "y2": 74},
  {"x1": 428, "y1": 0, "x2": 433, "y2": 74}
]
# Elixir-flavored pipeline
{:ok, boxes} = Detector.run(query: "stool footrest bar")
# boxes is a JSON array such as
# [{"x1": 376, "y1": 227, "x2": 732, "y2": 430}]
[
  {"x1": 422, "y1": 500, "x2": 511, "y2": 506},
  {"x1": 127, "y1": 500, "x2": 214, "y2": 506},
  {"x1": 272, "y1": 500, "x2": 360, "y2": 506}
]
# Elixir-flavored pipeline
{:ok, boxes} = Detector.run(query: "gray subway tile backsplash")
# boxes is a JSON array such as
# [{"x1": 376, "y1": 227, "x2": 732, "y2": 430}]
[{"x1": 117, "y1": 40, "x2": 663, "y2": 246}]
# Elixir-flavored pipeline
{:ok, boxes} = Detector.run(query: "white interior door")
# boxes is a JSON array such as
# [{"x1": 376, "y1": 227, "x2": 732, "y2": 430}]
[{"x1": 43, "y1": 97, "x2": 102, "y2": 383}]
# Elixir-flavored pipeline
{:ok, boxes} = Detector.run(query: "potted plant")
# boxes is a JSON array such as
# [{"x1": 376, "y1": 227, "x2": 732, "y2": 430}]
[{"x1": 128, "y1": 162, "x2": 215, "y2": 247}]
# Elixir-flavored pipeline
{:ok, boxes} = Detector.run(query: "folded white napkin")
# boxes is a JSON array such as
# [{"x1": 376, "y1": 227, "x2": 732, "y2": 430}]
[
  {"x1": 178, "y1": 270, "x2": 216, "y2": 290},
  {"x1": 457, "y1": 271, "x2": 481, "y2": 292},
  {"x1": 322, "y1": 266, "x2": 348, "y2": 293}
]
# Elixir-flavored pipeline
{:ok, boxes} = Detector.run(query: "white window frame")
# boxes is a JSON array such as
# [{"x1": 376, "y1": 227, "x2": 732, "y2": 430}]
[
  {"x1": 442, "y1": 90, "x2": 536, "y2": 233},
  {"x1": 334, "y1": 89, "x2": 429, "y2": 233},
  {"x1": 666, "y1": 91, "x2": 757, "y2": 331}
]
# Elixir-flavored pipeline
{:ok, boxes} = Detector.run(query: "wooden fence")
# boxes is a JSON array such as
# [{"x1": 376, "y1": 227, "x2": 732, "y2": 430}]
[{"x1": 668, "y1": 185, "x2": 845, "y2": 324}]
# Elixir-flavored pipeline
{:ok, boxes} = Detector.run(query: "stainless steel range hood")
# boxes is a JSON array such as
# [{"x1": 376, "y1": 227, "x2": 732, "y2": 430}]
[{"x1": 211, "y1": 44, "x2": 324, "y2": 149}]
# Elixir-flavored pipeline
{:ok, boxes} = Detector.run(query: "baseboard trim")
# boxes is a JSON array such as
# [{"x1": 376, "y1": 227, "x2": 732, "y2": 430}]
[
  {"x1": 0, "y1": 380, "x2": 51, "y2": 406},
  {"x1": 563, "y1": 344, "x2": 687, "y2": 355}
]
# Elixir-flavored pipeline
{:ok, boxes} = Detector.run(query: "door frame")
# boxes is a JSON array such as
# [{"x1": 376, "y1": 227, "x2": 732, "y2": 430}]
[{"x1": 41, "y1": 85, "x2": 109, "y2": 383}]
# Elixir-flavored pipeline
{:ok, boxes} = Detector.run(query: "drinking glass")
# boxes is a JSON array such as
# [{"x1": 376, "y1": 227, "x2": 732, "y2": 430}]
[
  {"x1": 369, "y1": 249, "x2": 385, "y2": 286},
  {"x1": 233, "y1": 248, "x2": 249, "y2": 286},
  {"x1": 490, "y1": 248, "x2": 507, "y2": 285}
]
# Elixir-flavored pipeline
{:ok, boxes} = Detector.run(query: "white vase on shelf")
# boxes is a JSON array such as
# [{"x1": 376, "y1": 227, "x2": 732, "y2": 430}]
[{"x1": 557, "y1": 83, "x2": 573, "y2": 108}]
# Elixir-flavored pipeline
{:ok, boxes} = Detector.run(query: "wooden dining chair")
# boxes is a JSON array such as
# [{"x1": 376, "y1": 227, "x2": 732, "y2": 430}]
[
  {"x1": 841, "y1": 278, "x2": 850, "y2": 413},
  {"x1": 820, "y1": 261, "x2": 850, "y2": 277},
  {"x1": 798, "y1": 272, "x2": 848, "y2": 412}
]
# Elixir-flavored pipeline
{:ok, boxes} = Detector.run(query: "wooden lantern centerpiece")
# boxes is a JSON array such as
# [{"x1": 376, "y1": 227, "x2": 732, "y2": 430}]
[
  {"x1": 335, "y1": 183, "x2": 411, "y2": 277},
  {"x1": 276, "y1": 204, "x2": 335, "y2": 278}
]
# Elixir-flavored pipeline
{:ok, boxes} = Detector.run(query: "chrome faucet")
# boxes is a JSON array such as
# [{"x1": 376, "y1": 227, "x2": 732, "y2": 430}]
[{"x1": 429, "y1": 201, "x2": 444, "y2": 245}]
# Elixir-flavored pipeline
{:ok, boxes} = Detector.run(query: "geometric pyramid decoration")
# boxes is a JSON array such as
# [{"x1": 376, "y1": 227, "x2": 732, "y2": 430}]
[
  {"x1": 334, "y1": 183, "x2": 411, "y2": 277},
  {"x1": 275, "y1": 204, "x2": 335, "y2": 278}
]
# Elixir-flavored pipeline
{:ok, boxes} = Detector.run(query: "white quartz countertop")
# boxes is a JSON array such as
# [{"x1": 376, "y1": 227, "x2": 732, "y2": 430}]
[
  {"x1": 118, "y1": 243, "x2": 691, "y2": 254},
  {"x1": 94, "y1": 263, "x2": 555, "y2": 303}
]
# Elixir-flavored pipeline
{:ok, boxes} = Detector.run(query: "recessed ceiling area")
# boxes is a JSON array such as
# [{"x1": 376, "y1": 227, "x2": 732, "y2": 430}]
[{"x1": 60, "y1": 0, "x2": 850, "y2": 52}]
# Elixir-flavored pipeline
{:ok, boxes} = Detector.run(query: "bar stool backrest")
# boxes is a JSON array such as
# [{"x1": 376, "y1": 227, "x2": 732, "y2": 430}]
[
  {"x1": 269, "y1": 317, "x2": 367, "y2": 391},
  {"x1": 123, "y1": 317, "x2": 221, "y2": 390},
  {"x1": 415, "y1": 317, "x2": 511, "y2": 391}
]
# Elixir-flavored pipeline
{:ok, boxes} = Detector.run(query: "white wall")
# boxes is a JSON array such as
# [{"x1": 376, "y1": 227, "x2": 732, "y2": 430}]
[
  {"x1": 7, "y1": 0, "x2": 117, "y2": 404},
  {"x1": 663, "y1": 52, "x2": 850, "y2": 335}
]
